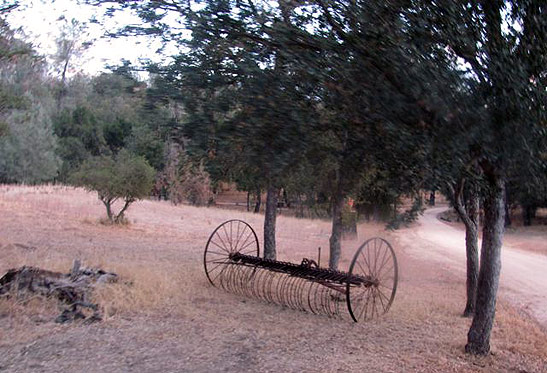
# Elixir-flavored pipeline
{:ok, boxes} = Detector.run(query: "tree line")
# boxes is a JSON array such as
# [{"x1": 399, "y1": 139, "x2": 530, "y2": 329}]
[{"x1": 1, "y1": 0, "x2": 546, "y2": 355}]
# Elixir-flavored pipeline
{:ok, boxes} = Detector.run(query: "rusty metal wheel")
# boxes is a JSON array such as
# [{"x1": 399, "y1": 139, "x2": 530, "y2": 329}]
[
  {"x1": 346, "y1": 237, "x2": 398, "y2": 322},
  {"x1": 204, "y1": 220, "x2": 260, "y2": 287}
]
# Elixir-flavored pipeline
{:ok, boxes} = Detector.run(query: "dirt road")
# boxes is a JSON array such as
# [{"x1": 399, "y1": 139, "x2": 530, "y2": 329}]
[{"x1": 396, "y1": 206, "x2": 547, "y2": 328}]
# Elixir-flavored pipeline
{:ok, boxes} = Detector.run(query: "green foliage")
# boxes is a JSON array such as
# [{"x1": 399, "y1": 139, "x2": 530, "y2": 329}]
[
  {"x1": 0, "y1": 19, "x2": 60, "y2": 183},
  {"x1": 126, "y1": 123, "x2": 164, "y2": 170},
  {"x1": 52, "y1": 17, "x2": 92, "y2": 85},
  {"x1": 0, "y1": 101, "x2": 60, "y2": 183},
  {"x1": 7, "y1": 0, "x2": 544, "y2": 355},
  {"x1": 0, "y1": 86, "x2": 29, "y2": 114},
  {"x1": 70, "y1": 150, "x2": 155, "y2": 223},
  {"x1": 100, "y1": 0, "x2": 435, "y2": 226},
  {"x1": 142, "y1": 0, "x2": 318, "y2": 195},
  {"x1": 103, "y1": 119, "x2": 132, "y2": 152},
  {"x1": 54, "y1": 106, "x2": 106, "y2": 155},
  {"x1": 92, "y1": 0, "x2": 545, "y2": 228},
  {"x1": 53, "y1": 71, "x2": 169, "y2": 180},
  {"x1": 340, "y1": 203, "x2": 358, "y2": 236},
  {"x1": 355, "y1": 169, "x2": 401, "y2": 223},
  {"x1": 53, "y1": 106, "x2": 107, "y2": 180},
  {"x1": 0, "y1": 18, "x2": 31, "y2": 62},
  {"x1": 56, "y1": 136, "x2": 89, "y2": 180},
  {"x1": 0, "y1": 120, "x2": 7, "y2": 137},
  {"x1": 387, "y1": 197, "x2": 426, "y2": 230}
]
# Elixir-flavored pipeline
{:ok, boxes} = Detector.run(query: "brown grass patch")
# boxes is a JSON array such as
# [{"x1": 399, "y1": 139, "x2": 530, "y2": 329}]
[{"x1": 1, "y1": 184, "x2": 546, "y2": 372}]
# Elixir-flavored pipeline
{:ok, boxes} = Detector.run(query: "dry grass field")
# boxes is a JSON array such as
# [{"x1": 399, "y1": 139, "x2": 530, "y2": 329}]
[{"x1": 1, "y1": 185, "x2": 546, "y2": 372}]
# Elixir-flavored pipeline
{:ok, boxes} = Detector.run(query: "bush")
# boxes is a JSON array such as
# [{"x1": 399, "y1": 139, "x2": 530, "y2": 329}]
[
  {"x1": 387, "y1": 197, "x2": 425, "y2": 230},
  {"x1": 178, "y1": 161, "x2": 213, "y2": 206},
  {"x1": 0, "y1": 102, "x2": 60, "y2": 183},
  {"x1": 161, "y1": 143, "x2": 213, "y2": 206},
  {"x1": 341, "y1": 203, "x2": 358, "y2": 238},
  {"x1": 70, "y1": 150, "x2": 155, "y2": 223}
]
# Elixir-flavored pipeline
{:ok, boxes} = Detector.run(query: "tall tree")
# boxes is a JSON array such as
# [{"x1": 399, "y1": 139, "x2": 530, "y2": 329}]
[
  {"x1": 93, "y1": 0, "x2": 546, "y2": 353},
  {"x1": 304, "y1": 0, "x2": 443, "y2": 267},
  {"x1": 0, "y1": 17, "x2": 60, "y2": 183},
  {"x1": 415, "y1": 0, "x2": 546, "y2": 354},
  {"x1": 129, "y1": 0, "x2": 317, "y2": 259},
  {"x1": 53, "y1": 17, "x2": 93, "y2": 107},
  {"x1": 312, "y1": 0, "x2": 546, "y2": 352},
  {"x1": 446, "y1": 171, "x2": 481, "y2": 317},
  {"x1": 0, "y1": 15, "x2": 30, "y2": 137},
  {"x1": 54, "y1": 69, "x2": 166, "y2": 179}
]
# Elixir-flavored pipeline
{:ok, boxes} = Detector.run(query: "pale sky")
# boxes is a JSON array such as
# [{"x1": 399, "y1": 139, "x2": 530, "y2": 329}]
[{"x1": 6, "y1": 0, "x2": 177, "y2": 78}]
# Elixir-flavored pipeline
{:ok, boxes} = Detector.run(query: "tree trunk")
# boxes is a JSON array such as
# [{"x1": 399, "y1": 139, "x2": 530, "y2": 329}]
[
  {"x1": 246, "y1": 191, "x2": 250, "y2": 212},
  {"x1": 463, "y1": 190, "x2": 479, "y2": 317},
  {"x1": 504, "y1": 196, "x2": 511, "y2": 227},
  {"x1": 101, "y1": 197, "x2": 114, "y2": 222},
  {"x1": 114, "y1": 198, "x2": 133, "y2": 223},
  {"x1": 466, "y1": 175, "x2": 505, "y2": 355},
  {"x1": 429, "y1": 190, "x2": 436, "y2": 206},
  {"x1": 283, "y1": 189, "x2": 290, "y2": 208},
  {"x1": 296, "y1": 194, "x2": 304, "y2": 218},
  {"x1": 55, "y1": 58, "x2": 70, "y2": 109},
  {"x1": 450, "y1": 179, "x2": 480, "y2": 317},
  {"x1": 254, "y1": 188, "x2": 261, "y2": 213},
  {"x1": 106, "y1": 203, "x2": 113, "y2": 221},
  {"x1": 522, "y1": 204, "x2": 535, "y2": 226},
  {"x1": 329, "y1": 181, "x2": 344, "y2": 270},
  {"x1": 263, "y1": 185, "x2": 278, "y2": 260}
]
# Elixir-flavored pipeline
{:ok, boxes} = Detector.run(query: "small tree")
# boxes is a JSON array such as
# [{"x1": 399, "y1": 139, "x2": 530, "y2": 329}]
[{"x1": 71, "y1": 150, "x2": 155, "y2": 223}]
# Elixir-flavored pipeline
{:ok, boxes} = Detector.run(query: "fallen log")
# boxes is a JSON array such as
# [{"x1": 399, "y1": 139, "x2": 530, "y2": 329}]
[{"x1": 0, "y1": 261, "x2": 118, "y2": 323}]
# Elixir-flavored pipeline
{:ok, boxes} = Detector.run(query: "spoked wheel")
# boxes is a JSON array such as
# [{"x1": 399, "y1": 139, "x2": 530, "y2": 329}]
[
  {"x1": 346, "y1": 237, "x2": 398, "y2": 322},
  {"x1": 204, "y1": 220, "x2": 260, "y2": 287}
]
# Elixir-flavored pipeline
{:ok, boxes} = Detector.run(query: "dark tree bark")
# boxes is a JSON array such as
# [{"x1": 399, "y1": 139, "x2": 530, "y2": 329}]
[
  {"x1": 429, "y1": 190, "x2": 436, "y2": 206},
  {"x1": 449, "y1": 178, "x2": 480, "y2": 317},
  {"x1": 114, "y1": 198, "x2": 133, "y2": 223},
  {"x1": 283, "y1": 189, "x2": 290, "y2": 208},
  {"x1": 522, "y1": 204, "x2": 536, "y2": 226},
  {"x1": 101, "y1": 197, "x2": 114, "y2": 222},
  {"x1": 504, "y1": 195, "x2": 512, "y2": 227},
  {"x1": 463, "y1": 196, "x2": 479, "y2": 317},
  {"x1": 296, "y1": 194, "x2": 304, "y2": 218},
  {"x1": 0, "y1": 3, "x2": 19, "y2": 13},
  {"x1": 99, "y1": 195, "x2": 135, "y2": 224},
  {"x1": 465, "y1": 173, "x2": 505, "y2": 355},
  {"x1": 246, "y1": 191, "x2": 250, "y2": 212},
  {"x1": 254, "y1": 188, "x2": 261, "y2": 213},
  {"x1": 329, "y1": 180, "x2": 344, "y2": 270},
  {"x1": 463, "y1": 188, "x2": 480, "y2": 317},
  {"x1": 106, "y1": 203, "x2": 113, "y2": 221},
  {"x1": 263, "y1": 185, "x2": 278, "y2": 260}
]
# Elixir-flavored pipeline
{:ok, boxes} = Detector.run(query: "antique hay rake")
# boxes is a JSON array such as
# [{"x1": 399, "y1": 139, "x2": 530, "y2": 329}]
[{"x1": 204, "y1": 220, "x2": 398, "y2": 322}]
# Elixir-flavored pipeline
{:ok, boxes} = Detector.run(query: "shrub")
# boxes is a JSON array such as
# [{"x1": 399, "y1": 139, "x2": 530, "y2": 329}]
[
  {"x1": 387, "y1": 196, "x2": 425, "y2": 230},
  {"x1": 161, "y1": 143, "x2": 213, "y2": 206},
  {"x1": 70, "y1": 150, "x2": 155, "y2": 223}
]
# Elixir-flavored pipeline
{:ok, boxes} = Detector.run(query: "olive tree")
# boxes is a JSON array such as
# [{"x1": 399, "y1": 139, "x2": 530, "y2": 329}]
[{"x1": 71, "y1": 150, "x2": 155, "y2": 223}]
